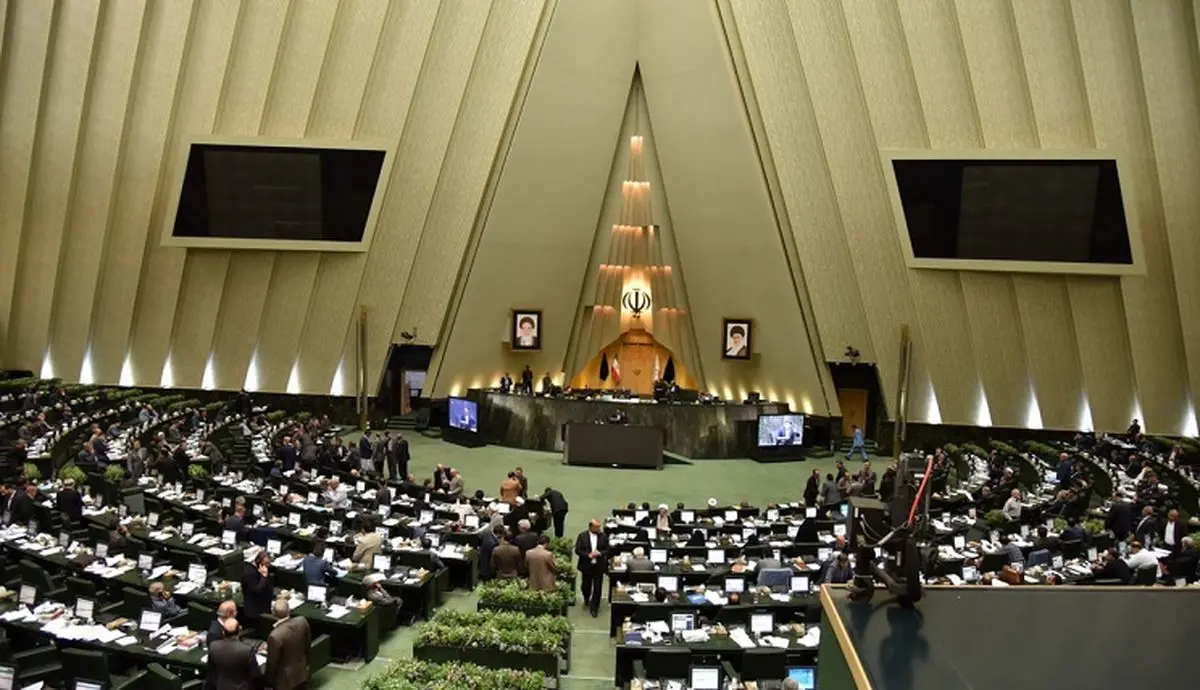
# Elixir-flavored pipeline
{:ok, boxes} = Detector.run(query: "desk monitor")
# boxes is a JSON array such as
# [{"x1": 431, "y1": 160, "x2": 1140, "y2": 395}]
[
  {"x1": 791, "y1": 575, "x2": 810, "y2": 594},
  {"x1": 787, "y1": 666, "x2": 817, "y2": 689},
  {"x1": 953, "y1": 535, "x2": 965, "y2": 550},
  {"x1": 182, "y1": 522, "x2": 195, "y2": 537},
  {"x1": 650, "y1": 548, "x2": 668, "y2": 564},
  {"x1": 420, "y1": 510, "x2": 434, "y2": 523},
  {"x1": 635, "y1": 510, "x2": 649, "y2": 523},
  {"x1": 222, "y1": 530, "x2": 236, "y2": 546},
  {"x1": 138, "y1": 554, "x2": 154, "y2": 570},
  {"x1": 148, "y1": 512, "x2": 160, "y2": 527},
  {"x1": 787, "y1": 525, "x2": 799, "y2": 538},
  {"x1": 307, "y1": 492, "x2": 319, "y2": 504},
  {"x1": 840, "y1": 504, "x2": 850, "y2": 517},
  {"x1": 58, "y1": 531, "x2": 70, "y2": 548},
  {"x1": 267, "y1": 539, "x2": 282, "y2": 556},
  {"x1": 657, "y1": 575, "x2": 679, "y2": 593},
  {"x1": 18, "y1": 586, "x2": 35, "y2": 606},
  {"x1": 76, "y1": 597, "x2": 95, "y2": 622},
  {"x1": 464, "y1": 514, "x2": 479, "y2": 528},
  {"x1": 374, "y1": 527, "x2": 389, "y2": 540},
  {"x1": 1087, "y1": 547, "x2": 1098, "y2": 562},
  {"x1": 725, "y1": 577, "x2": 744, "y2": 593},
  {"x1": 833, "y1": 523, "x2": 847, "y2": 537},
  {"x1": 750, "y1": 611, "x2": 774, "y2": 635},
  {"x1": 689, "y1": 665, "x2": 722, "y2": 690},
  {"x1": 805, "y1": 507, "x2": 817, "y2": 518},
  {"x1": 139, "y1": 609, "x2": 163, "y2": 633},
  {"x1": 724, "y1": 510, "x2": 739, "y2": 522},
  {"x1": 818, "y1": 547, "x2": 832, "y2": 562},
  {"x1": 671, "y1": 612, "x2": 695, "y2": 633},
  {"x1": 707, "y1": 549, "x2": 725, "y2": 565},
  {"x1": 188, "y1": 563, "x2": 208, "y2": 585},
  {"x1": 373, "y1": 555, "x2": 392, "y2": 572},
  {"x1": 1052, "y1": 554, "x2": 1064, "y2": 569},
  {"x1": 962, "y1": 565, "x2": 979, "y2": 582},
  {"x1": 643, "y1": 528, "x2": 656, "y2": 541},
  {"x1": 288, "y1": 512, "x2": 302, "y2": 527},
  {"x1": 252, "y1": 504, "x2": 263, "y2": 517},
  {"x1": 307, "y1": 585, "x2": 327, "y2": 603},
  {"x1": 75, "y1": 681, "x2": 105, "y2": 690},
  {"x1": 766, "y1": 509, "x2": 779, "y2": 521},
  {"x1": 428, "y1": 532, "x2": 441, "y2": 548},
  {"x1": 95, "y1": 542, "x2": 109, "y2": 558},
  {"x1": 377, "y1": 505, "x2": 391, "y2": 517},
  {"x1": 742, "y1": 527, "x2": 756, "y2": 541},
  {"x1": 496, "y1": 503, "x2": 511, "y2": 514},
  {"x1": 681, "y1": 510, "x2": 694, "y2": 524},
  {"x1": 0, "y1": 665, "x2": 14, "y2": 690},
  {"x1": 197, "y1": 488, "x2": 206, "y2": 502},
  {"x1": 330, "y1": 519, "x2": 343, "y2": 535}
]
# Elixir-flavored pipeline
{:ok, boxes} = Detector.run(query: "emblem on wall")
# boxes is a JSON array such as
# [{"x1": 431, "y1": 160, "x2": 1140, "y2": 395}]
[{"x1": 622, "y1": 288, "x2": 651, "y2": 317}]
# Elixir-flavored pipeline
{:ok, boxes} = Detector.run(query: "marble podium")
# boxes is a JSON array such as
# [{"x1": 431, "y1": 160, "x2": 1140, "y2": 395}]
[{"x1": 474, "y1": 390, "x2": 788, "y2": 459}]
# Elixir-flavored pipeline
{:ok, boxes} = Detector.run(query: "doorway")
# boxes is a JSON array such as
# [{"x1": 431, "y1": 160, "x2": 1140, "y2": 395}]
[
  {"x1": 379, "y1": 344, "x2": 433, "y2": 417},
  {"x1": 838, "y1": 388, "x2": 868, "y2": 437}
]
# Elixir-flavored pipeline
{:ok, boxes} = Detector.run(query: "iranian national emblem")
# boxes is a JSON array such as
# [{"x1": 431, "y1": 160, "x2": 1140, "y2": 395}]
[{"x1": 622, "y1": 288, "x2": 651, "y2": 317}]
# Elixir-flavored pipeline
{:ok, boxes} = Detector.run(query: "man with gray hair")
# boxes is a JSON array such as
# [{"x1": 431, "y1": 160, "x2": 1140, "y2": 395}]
[
  {"x1": 266, "y1": 597, "x2": 311, "y2": 690},
  {"x1": 782, "y1": 677, "x2": 801, "y2": 690},
  {"x1": 513, "y1": 518, "x2": 539, "y2": 557}
]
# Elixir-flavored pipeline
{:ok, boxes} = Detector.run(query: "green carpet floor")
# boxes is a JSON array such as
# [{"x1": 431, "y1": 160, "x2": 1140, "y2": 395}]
[{"x1": 310, "y1": 434, "x2": 885, "y2": 690}]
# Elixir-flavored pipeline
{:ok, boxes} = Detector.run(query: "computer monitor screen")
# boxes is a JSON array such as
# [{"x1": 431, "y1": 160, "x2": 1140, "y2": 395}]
[
  {"x1": 139, "y1": 609, "x2": 162, "y2": 632},
  {"x1": 725, "y1": 577, "x2": 744, "y2": 593},
  {"x1": 18, "y1": 586, "x2": 35, "y2": 606},
  {"x1": 670, "y1": 612, "x2": 694, "y2": 632},
  {"x1": 222, "y1": 530, "x2": 236, "y2": 546},
  {"x1": 0, "y1": 666, "x2": 14, "y2": 690},
  {"x1": 689, "y1": 666, "x2": 721, "y2": 690},
  {"x1": 756, "y1": 414, "x2": 805, "y2": 447},
  {"x1": 138, "y1": 554, "x2": 154, "y2": 570},
  {"x1": 681, "y1": 510, "x2": 694, "y2": 523},
  {"x1": 75, "y1": 597, "x2": 94, "y2": 621},
  {"x1": 448, "y1": 397, "x2": 478, "y2": 432},
  {"x1": 95, "y1": 542, "x2": 108, "y2": 558},
  {"x1": 787, "y1": 666, "x2": 817, "y2": 690},
  {"x1": 374, "y1": 555, "x2": 392, "y2": 572},
  {"x1": 188, "y1": 564, "x2": 208, "y2": 585},
  {"x1": 791, "y1": 576, "x2": 810, "y2": 594},
  {"x1": 657, "y1": 575, "x2": 679, "y2": 592},
  {"x1": 818, "y1": 547, "x2": 832, "y2": 561},
  {"x1": 707, "y1": 549, "x2": 725, "y2": 564},
  {"x1": 650, "y1": 549, "x2": 668, "y2": 564},
  {"x1": 750, "y1": 612, "x2": 774, "y2": 635},
  {"x1": 307, "y1": 585, "x2": 327, "y2": 603},
  {"x1": 962, "y1": 565, "x2": 979, "y2": 582},
  {"x1": 267, "y1": 539, "x2": 282, "y2": 556}
]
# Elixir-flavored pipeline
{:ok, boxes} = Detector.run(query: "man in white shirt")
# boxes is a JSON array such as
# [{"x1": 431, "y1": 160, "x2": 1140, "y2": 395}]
[
  {"x1": 1162, "y1": 508, "x2": 1185, "y2": 552},
  {"x1": 1124, "y1": 540, "x2": 1159, "y2": 574},
  {"x1": 1002, "y1": 489, "x2": 1022, "y2": 521}
]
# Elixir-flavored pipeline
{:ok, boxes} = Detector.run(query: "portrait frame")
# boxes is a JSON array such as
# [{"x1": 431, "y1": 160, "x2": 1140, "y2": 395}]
[
  {"x1": 722, "y1": 318, "x2": 753, "y2": 360},
  {"x1": 511, "y1": 309, "x2": 542, "y2": 351}
]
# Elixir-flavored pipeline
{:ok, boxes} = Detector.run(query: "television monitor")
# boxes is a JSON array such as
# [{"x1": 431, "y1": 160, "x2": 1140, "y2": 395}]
[
  {"x1": 725, "y1": 577, "x2": 744, "y2": 593},
  {"x1": 791, "y1": 575, "x2": 810, "y2": 594},
  {"x1": 0, "y1": 666, "x2": 14, "y2": 690},
  {"x1": 787, "y1": 666, "x2": 817, "y2": 690},
  {"x1": 650, "y1": 549, "x2": 668, "y2": 564},
  {"x1": 670, "y1": 612, "x2": 695, "y2": 633},
  {"x1": 448, "y1": 397, "x2": 478, "y2": 433},
  {"x1": 657, "y1": 575, "x2": 679, "y2": 593},
  {"x1": 750, "y1": 612, "x2": 774, "y2": 635},
  {"x1": 689, "y1": 666, "x2": 721, "y2": 690},
  {"x1": 166, "y1": 139, "x2": 392, "y2": 251},
  {"x1": 707, "y1": 549, "x2": 725, "y2": 565},
  {"x1": 757, "y1": 414, "x2": 805, "y2": 447}
]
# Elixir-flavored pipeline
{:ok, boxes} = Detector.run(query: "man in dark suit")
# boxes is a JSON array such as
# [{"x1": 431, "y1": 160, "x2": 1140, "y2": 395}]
[
  {"x1": 56, "y1": 479, "x2": 83, "y2": 525},
  {"x1": 1162, "y1": 508, "x2": 1186, "y2": 553},
  {"x1": 575, "y1": 519, "x2": 609, "y2": 617},
  {"x1": 1134, "y1": 506, "x2": 1158, "y2": 546},
  {"x1": 478, "y1": 524, "x2": 499, "y2": 581},
  {"x1": 207, "y1": 600, "x2": 238, "y2": 644},
  {"x1": 520, "y1": 366, "x2": 534, "y2": 394},
  {"x1": 357, "y1": 431, "x2": 374, "y2": 470},
  {"x1": 512, "y1": 520, "x2": 539, "y2": 562},
  {"x1": 393, "y1": 434, "x2": 410, "y2": 481},
  {"x1": 278, "y1": 437, "x2": 298, "y2": 472},
  {"x1": 207, "y1": 616, "x2": 261, "y2": 690},
  {"x1": 242, "y1": 553, "x2": 273, "y2": 622},
  {"x1": 543, "y1": 487, "x2": 569, "y2": 538},
  {"x1": 1105, "y1": 498, "x2": 1133, "y2": 542},
  {"x1": 1091, "y1": 548, "x2": 1132, "y2": 584},
  {"x1": 9, "y1": 483, "x2": 36, "y2": 526},
  {"x1": 265, "y1": 599, "x2": 311, "y2": 690}
]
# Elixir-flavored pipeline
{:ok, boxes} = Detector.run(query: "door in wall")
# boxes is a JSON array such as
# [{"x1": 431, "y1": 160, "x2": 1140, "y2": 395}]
[{"x1": 838, "y1": 388, "x2": 868, "y2": 437}]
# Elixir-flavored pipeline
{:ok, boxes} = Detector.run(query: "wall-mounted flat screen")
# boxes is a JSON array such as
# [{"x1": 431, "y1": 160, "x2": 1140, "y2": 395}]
[
  {"x1": 448, "y1": 397, "x2": 478, "y2": 433},
  {"x1": 757, "y1": 414, "x2": 804, "y2": 447},
  {"x1": 891, "y1": 158, "x2": 1133, "y2": 267},
  {"x1": 168, "y1": 140, "x2": 389, "y2": 250}
]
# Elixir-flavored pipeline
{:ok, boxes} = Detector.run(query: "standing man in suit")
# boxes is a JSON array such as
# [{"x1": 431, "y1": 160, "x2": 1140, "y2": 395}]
[
  {"x1": 478, "y1": 524, "x2": 499, "y2": 581},
  {"x1": 1106, "y1": 498, "x2": 1133, "y2": 543},
  {"x1": 393, "y1": 433, "x2": 410, "y2": 481},
  {"x1": 514, "y1": 466, "x2": 529, "y2": 498},
  {"x1": 358, "y1": 431, "x2": 374, "y2": 470},
  {"x1": 207, "y1": 600, "x2": 239, "y2": 644},
  {"x1": 1134, "y1": 506, "x2": 1158, "y2": 547},
  {"x1": 526, "y1": 535, "x2": 558, "y2": 592},
  {"x1": 208, "y1": 616, "x2": 261, "y2": 690},
  {"x1": 543, "y1": 487, "x2": 569, "y2": 538},
  {"x1": 373, "y1": 433, "x2": 389, "y2": 476},
  {"x1": 575, "y1": 519, "x2": 609, "y2": 617},
  {"x1": 499, "y1": 372, "x2": 513, "y2": 393},
  {"x1": 242, "y1": 552, "x2": 273, "y2": 623},
  {"x1": 520, "y1": 366, "x2": 534, "y2": 395},
  {"x1": 1162, "y1": 508, "x2": 1186, "y2": 553},
  {"x1": 491, "y1": 528, "x2": 522, "y2": 580},
  {"x1": 265, "y1": 599, "x2": 311, "y2": 690}
]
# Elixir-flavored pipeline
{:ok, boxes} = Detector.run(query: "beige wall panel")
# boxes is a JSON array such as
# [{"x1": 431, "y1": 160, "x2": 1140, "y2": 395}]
[
  {"x1": 960, "y1": 274, "x2": 1028, "y2": 426},
  {"x1": 393, "y1": 1, "x2": 545, "y2": 384},
  {"x1": 89, "y1": 1, "x2": 195, "y2": 384},
  {"x1": 727, "y1": 0, "x2": 873, "y2": 364},
  {"x1": 636, "y1": 0, "x2": 826, "y2": 413},
  {"x1": 248, "y1": 0, "x2": 340, "y2": 392},
  {"x1": 431, "y1": 0, "x2": 637, "y2": 397},
  {"x1": 1012, "y1": 276, "x2": 1081, "y2": 430},
  {"x1": 1011, "y1": 0, "x2": 1093, "y2": 147},
  {"x1": 822, "y1": 1, "x2": 936, "y2": 420},
  {"x1": 294, "y1": 0, "x2": 439, "y2": 393},
  {"x1": 166, "y1": 251, "x2": 230, "y2": 389},
  {"x1": 953, "y1": 0, "x2": 1037, "y2": 148},
  {"x1": 291, "y1": 0, "x2": 421, "y2": 394},
  {"x1": 953, "y1": 0, "x2": 1036, "y2": 426},
  {"x1": 1067, "y1": 278, "x2": 1135, "y2": 432},
  {"x1": 168, "y1": 0, "x2": 290, "y2": 390},
  {"x1": 332, "y1": 1, "x2": 492, "y2": 393},
  {"x1": 893, "y1": 0, "x2": 987, "y2": 425},
  {"x1": 1072, "y1": 0, "x2": 1189, "y2": 433},
  {"x1": 47, "y1": 0, "x2": 148, "y2": 381},
  {"x1": 0, "y1": 0, "x2": 54, "y2": 369},
  {"x1": 126, "y1": 0, "x2": 239, "y2": 386},
  {"x1": 211, "y1": 252, "x2": 276, "y2": 390},
  {"x1": 6, "y1": 1, "x2": 101, "y2": 371},
  {"x1": 1130, "y1": 1, "x2": 1200, "y2": 431}
]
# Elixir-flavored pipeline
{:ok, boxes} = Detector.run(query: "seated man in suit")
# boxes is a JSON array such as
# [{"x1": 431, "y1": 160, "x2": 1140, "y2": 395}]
[
  {"x1": 56, "y1": 478, "x2": 84, "y2": 525},
  {"x1": 148, "y1": 582, "x2": 182, "y2": 617},
  {"x1": 825, "y1": 553, "x2": 854, "y2": 584},
  {"x1": 265, "y1": 599, "x2": 311, "y2": 690},
  {"x1": 207, "y1": 600, "x2": 238, "y2": 644},
  {"x1": 1032, "y1": 526, "x2": 1060, "y2": 553},
  {"x1": 1060, "y1": 516, "x2": 1086, "y2": 542},
  {"x1": 626, "y1": 547, "x2": 654, "y2": 572},
  {"x1": 1172, "y1": 536, "x2": 1199, "y2": 582},
  {"x1": 363, "y1": 573, "x2": 400, "y2": 606},
  {"x1": 1091, "y1": 548, "x2": 1132, "y2": 583},
  {"x1": 208, "y1": 616, "x2": 261, "y2": 690},
  {"x1": 302, "y1": 542, "x2": 337, "y2": 586}
]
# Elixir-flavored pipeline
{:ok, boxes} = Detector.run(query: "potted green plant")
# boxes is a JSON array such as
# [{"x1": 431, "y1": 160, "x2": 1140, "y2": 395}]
[
  {"x1": 188, "y1": 464, "x2": 210, "y2": 481},
  {"x1": 103, "y1": 464, "x2": 126, "y2": 482},
  {"x1": 23, "y1": 463, "x2": 42, "y2": 482},
  {"x1": 364, "y1": 659, "x2": 544, "y2": 690},
  {"x1": 983, "y1": 509, "x2": 1008, "y2": 529},
  {"x1": 60, "y1": 463, "x2": 88, "y2": 485},
  {"x1": 412, "y1": 610, "x2": 570, "y2": 678},
  {"x1": 1083, "y1": 519, "x2": 1106, "y2": 537},
  {"x1": 476, "y1": 579, "x2": 571, "y2": 617}
]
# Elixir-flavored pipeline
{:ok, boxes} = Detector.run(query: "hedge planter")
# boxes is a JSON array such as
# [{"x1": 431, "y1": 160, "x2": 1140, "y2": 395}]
[
  {"x1": 413, "y1": 644, "x2": 560, "y2": 681},
  {"x1": 477, "y1": 601, "x2": 567, "y2": 618}
]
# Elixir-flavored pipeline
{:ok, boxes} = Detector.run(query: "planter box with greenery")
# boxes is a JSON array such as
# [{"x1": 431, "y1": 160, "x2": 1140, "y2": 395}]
[
  {"x1": 476, "y1": 579, "x2": 572, "y2": 617},
  {"x1": 364, "y1": 659, "x2": 544, "y2": 690},
  {"x1": 413, "y1": 609, "x2": 571, "y2": 678}
]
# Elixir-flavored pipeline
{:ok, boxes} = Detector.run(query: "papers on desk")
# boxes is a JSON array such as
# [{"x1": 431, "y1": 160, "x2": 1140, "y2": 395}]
[
  {"x1": 645, "y1": 620, "x2": 670, "y2": 635},
  {"x1": 729, "y1": 629, "x2": 756, "y2": 649},
  {"x1": 1, "y1": 608, "x2": 35, "y2": 622},
  {"x1": 114, "y1": 636, "x2": 138, "y2": 647},
  {"x1": 38, "y1": 547, "x2": 61, "y2": 557},
  {"x1": 680, "y1": 629, "x2": 709, "y2": 643},
  {"x1": 760, "y1": 635, "x2": 790, "y2": 649},
  {"x1": 703, "y1": 591, "x2": 726, "y2": 606},
  {"x1": 628, "y1": 592, "x2": 650, "y2": 603},
  {"x1": 326, "y1": 604, "x2": 351, "y2": 619},
  {"x1": 149, "y1": 565, "x2": 171, "y2": 580},
  {"x1": 797, "y1": 626, "x2": 821, "y2": 648},
  {"x1": 769, "y1": 594, "x2": 791, "y2": 602},
  {"x1": 173, "y1": 581, "x2": 199, "y2": 595}
]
